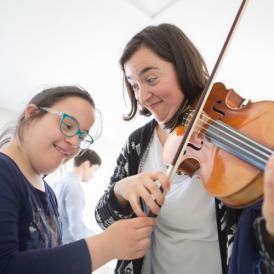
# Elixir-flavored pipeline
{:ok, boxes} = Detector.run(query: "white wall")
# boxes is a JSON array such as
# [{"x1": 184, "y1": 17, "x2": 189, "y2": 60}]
[{"x1": 0, "y1": 107, "x2": 18, "y2": 133}]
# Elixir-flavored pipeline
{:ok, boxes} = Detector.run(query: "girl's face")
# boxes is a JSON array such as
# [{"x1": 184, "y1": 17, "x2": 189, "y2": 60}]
[
  {"x1": 22, "y1": 96, "x2": 95, "y2": 175},
  {"x1": 124, "y1": 47, "x2": 184, "y2": 126}
]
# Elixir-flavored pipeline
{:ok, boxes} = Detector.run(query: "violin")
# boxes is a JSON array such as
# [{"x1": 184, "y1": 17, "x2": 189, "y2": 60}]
[
  {"x1": 163, "y1": 82, "x2": 274, "y2": 208},
  {"x1": 147, "y1": 0, "x2": 273, "y2": 212}
]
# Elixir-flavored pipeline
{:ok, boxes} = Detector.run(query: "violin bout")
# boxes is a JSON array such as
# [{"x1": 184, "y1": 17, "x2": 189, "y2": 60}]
[{"x1": 163, "y1": 82, "x2": 274, "y2": 208}]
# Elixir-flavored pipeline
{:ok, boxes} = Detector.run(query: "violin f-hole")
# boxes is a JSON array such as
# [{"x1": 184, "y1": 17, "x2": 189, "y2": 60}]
[
  {"x1": 187, "y1": 140, "x2": 203, "y2": 151},
  {"x1": 212, "y1": 100, "x2": 225, "y2": 119}
]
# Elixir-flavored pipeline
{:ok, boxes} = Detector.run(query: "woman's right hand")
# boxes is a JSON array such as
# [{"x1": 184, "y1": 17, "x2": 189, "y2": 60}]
[
  {"x1": 114, "y1": 172, "x2": 170, "y2": 217},
  {"x1": 86, "y1": 217, "x2": 156, "y2": 271}
]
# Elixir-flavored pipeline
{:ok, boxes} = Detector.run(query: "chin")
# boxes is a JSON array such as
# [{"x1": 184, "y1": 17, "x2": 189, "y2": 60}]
[
  {"x1": 154, "y1": 112, "x2": 173, "y2": 124},
  {"x1": 156, "y1": 117, "x2": 170, "y2": 126}
]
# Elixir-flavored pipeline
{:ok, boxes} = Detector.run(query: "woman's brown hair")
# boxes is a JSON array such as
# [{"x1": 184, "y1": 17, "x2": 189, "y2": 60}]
[{"x1": 120, "y1": 23, "x2": 209, "y2": 129}]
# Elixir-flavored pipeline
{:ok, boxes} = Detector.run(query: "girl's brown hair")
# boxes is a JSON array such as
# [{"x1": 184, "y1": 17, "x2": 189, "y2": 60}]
[{"x1": 0, "y1": 86, "x2": 95, "y2": 148}]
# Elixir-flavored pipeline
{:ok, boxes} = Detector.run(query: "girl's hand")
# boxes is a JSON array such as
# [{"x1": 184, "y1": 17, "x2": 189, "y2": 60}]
[
  {"x1": 114, "y1": 172, "x2": 170, "y2": 217},
  {"x1": 86, "y1": 217, "x2": 156, "y2": 271},
  {"x1": 104, "y1": 217, "x2": 156, "y2": 259}
]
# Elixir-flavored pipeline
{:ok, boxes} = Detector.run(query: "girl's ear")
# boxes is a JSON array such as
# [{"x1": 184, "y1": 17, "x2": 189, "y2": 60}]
[{"x1": 24, "y1": 104, "x2": 39, "y2": 119}]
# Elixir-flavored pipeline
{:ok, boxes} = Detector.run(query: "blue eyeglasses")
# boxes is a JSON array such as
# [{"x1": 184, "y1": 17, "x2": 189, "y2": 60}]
[{"x1": 40, "y1": 107, "x2": 94, "y2": 149}]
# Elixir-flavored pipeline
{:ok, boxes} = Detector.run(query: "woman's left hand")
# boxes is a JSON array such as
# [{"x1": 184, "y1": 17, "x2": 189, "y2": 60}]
[{"x1": 262, "y1": 154, "x2": 274, "y2": 238}]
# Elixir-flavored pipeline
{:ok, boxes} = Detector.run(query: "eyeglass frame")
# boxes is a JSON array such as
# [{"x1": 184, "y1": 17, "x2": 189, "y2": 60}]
[{"x1": 39, "y1": 107, "x2": 94, "y2": 149}]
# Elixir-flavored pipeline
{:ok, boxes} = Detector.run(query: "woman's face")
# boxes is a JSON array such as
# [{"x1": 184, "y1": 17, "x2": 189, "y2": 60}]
[
  {"x1": 124, "y1": 47, "x2": 184, "y2": 126},
  {"x1": 22, "y1": 96, "x2": 95, "y2": 175}
]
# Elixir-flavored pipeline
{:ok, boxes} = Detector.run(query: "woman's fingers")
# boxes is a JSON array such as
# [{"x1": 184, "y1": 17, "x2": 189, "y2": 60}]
[
  {"x1": 114, "y1": 172, "x2": 170, "y2": 216},
  {"x1": 150, "y1": 172, "x2": 170, "y2": 193},
  {"x1": 130, "y1": 195, "x2": 147, "y2": 217}
]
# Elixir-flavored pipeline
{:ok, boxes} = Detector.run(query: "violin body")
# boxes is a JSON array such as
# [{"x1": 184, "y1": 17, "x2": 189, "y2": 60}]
[{"x1": 163, "y1": 82, "x2": 274, "y2": 208}]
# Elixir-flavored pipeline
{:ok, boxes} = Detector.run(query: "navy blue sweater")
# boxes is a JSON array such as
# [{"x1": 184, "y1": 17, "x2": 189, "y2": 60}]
[{"x1": 0, "y1": 152, "x2": 91, "y2": 274}]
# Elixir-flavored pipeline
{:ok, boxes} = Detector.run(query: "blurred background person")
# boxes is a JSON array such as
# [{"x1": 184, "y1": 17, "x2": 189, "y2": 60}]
[{"x1": 54, "y1": 149, "x2": 102, "y2": 244}]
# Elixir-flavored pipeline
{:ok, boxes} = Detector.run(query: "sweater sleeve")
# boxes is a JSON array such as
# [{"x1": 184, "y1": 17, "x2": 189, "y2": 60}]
[
  {"x1": 8, "y1": 240, "x2": 91, "y2": 274},
  {"x1": 95, "y1": 141, "x2": 135, "y2": 230},
  {"x1": 253, "y1": 216, "x2": 274, "y2": 274},
  {"x1": 0, "y1": 160, "x2": 92, "y2": 274},
  {"x1": 95, "y1": 120, "x2": 155, "y2": 230}
]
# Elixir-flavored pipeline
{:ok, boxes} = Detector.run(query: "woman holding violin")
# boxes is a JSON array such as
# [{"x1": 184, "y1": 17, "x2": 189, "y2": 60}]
[{"x1": 95, "y1": 23, "x2": 274, "y2": 274}]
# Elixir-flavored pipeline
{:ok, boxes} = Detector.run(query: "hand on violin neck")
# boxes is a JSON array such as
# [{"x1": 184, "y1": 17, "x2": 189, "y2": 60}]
[{"x1": 114, "y1": 172, "x2": 170, "y2": 217}]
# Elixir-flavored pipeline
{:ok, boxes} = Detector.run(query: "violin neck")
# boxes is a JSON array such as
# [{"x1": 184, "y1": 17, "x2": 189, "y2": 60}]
[{"x1": 205, "y1": 120, "x2": 273, "y2": 171}]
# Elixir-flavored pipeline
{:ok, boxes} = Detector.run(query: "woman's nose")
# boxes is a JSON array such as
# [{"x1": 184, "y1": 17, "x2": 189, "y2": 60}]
[{"x1": 138, "y1": 86, "x2": 152, "y2": 104}]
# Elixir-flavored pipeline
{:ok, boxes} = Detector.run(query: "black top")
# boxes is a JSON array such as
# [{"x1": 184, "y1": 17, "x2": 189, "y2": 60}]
[{"x1": 0, "y1": 152, "x2": 91, "y2": 274}]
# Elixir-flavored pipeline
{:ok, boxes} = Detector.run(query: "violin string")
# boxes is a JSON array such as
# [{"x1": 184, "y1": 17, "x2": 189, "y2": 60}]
[
  {"x1": 207, "y1": 121, "x2": 269, "y2": 167},
  {"x1": 202, "y1": 114, "x2": 272, "y2": 156},
  {"x1": 196, "y1": 123, "x2": 269, "y2": 168},
  {"x1": 182, "y1": 113, "x2": 273, "y2": 165},
  {"x1": 184, "y1": 113, "x2": 272, "y2": 163},
  {"x1": 189, "y1": 114, "x2": 272, "y2": 162}
]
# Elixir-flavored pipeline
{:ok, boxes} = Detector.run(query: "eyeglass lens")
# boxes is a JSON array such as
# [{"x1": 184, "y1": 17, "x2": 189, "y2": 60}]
[
  {"x1": 60, "y1": 115, "x2": 92, "y2": 149},
  {"x1": 60, "y1": 116, "x2": 78, "y2": 137}
]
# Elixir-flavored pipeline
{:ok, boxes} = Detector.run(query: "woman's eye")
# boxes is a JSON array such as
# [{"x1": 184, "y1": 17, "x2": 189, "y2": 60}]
[{"x1": 147, "y1": 76, "x2": 156, "y2": 84}]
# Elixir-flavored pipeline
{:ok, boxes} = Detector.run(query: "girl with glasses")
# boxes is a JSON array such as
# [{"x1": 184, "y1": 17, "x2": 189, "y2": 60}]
[{"x1": 0, "y1": 86, "x2": 156, "y2": 274}]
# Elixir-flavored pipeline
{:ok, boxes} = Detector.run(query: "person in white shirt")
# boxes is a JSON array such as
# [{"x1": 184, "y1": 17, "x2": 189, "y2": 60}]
[{"x1": 54, "y1": 149, "x2": 102, "y2": 243}]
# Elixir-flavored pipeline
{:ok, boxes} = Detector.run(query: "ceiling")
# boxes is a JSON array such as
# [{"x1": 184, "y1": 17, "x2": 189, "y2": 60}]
[
  {"x1": 127, "y1": 0, "x2": 181, "y2": 18},
  {"x1": 0, "y1": 0, "x2": 273, "y2": 150}
]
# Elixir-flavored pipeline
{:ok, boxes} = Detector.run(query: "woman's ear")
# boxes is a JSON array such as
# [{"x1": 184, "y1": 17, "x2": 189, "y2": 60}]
[{"x1": 24, "y1": 104, "x2": 39, "y2": 119}]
